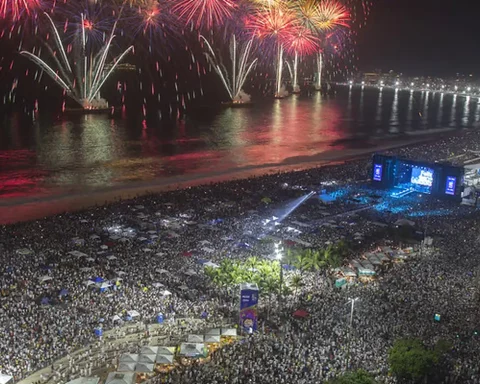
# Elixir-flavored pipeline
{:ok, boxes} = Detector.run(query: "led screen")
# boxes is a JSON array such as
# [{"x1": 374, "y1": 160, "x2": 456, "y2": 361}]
[
  {"x1": 411, "y1": 167, "x2": 433, "y2": 187},
  {"x1": 445, "y1": 176, "x2": 456, "y2": 195},
  {"x1": 373, "y1": 164, "x2": 382, "y2": 181}
]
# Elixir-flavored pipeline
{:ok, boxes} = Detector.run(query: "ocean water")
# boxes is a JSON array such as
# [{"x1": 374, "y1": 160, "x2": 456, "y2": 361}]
[{"x1": 1, "y1": 86, "x2": 479, "y2": 201}]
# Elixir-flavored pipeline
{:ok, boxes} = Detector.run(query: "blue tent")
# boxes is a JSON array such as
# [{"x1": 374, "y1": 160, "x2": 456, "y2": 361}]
[
  {"x1": 126, "y1": 315, "x2": 133, "y2": 321},
  {"x1": 282, "y1": 264, "x2": 296, "y2": 271},
  {"x1": 5, "y1": 266, "x2": 13, "y2": 273},
  {"x1": 94, "y1": 328, "x2": 103, "y2": 337},
  {"x1": 41, "y1": 297, "x2": 50, "y2": 305},
  {"x1": 201, "y1": 311, "x2": 208, "y2": 319},
  {"x1": 59, "y1": 289, "x2": 69, "y2": 297},
  {"x1": 197, "y1": 259, "x2": 208, "y2": 265},
  {"x1": 156, "y1": 313, "x2": 164, "y2": 324},
  {"x1": 94, "y1": 277, "x2": 104, "y2": 283}
]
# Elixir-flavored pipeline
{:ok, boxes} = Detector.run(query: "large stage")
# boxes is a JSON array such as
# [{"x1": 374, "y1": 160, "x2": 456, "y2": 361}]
[{"x1": 371, "y1": 154, "x2": 464, "y2": 200}]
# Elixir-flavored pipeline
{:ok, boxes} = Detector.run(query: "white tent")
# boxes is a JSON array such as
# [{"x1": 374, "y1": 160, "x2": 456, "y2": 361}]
[
  {"x1": 156, "y1": 355, "x2": 174, "y2": 364},
  {"x1": 105, "y1": 372, "x2": 135, "y2": 384},
  {"x1": 204, "y1": 335, "x2": 221, "y2": 343},
  {"x1": 98, "y1": 282, "x2": 112, "y2": 290},
  {"x1": 179, "y1": 343, "x2": 206, "y2": 357},
  {"x1": 155, "y1": 268, "x2": 169, "y2": 274},
  {"x1": 221, "y1": 328, "x2": 237, "y2": 336},
  {"x1": 85, "y1": 280, "x2": 96, "y2": 286},
  {"x1": 135, "y1": 363, "x2": 154, "y2": 373},
  {"x1": 117, "y1": 363, "x2": 136, "y2": 372},
  {"x1": 127, "y1": 310, "x2": 140, "y2": 318},
  {"x1": 112, "y1": 315, "x2": 122, "y2": 322},
  {"x1": 205, "y1": 328, "x2": 221, "y2": 336},
  {"x1": 157, "y1": 346, "x2": 175, "y2": 355},
  {"x1": 116, "y1": 271, "x2": 126, "y2": 276},
  {"x1": 178, "y1": 285, "x2": 188, "y2": 291},
  {"x1": 39, "y1": 275, "x2": 53, "y2": 283},
  {"x1": 107, "y1": 255, "x2": 117, "y2": 260},
  {"x1": 68, "y1": 250, "x2": 88, "y2": 258},
  {"x1": 100, "y1": 245, "x2": 109, "y2": 250},
  {"x1": 119, "y1": 354, "x2": 139, "y2": 363},
  {"x1": 138, "y1": 354, "x2": 156, "y2": 364},
  {"x1": 204, "y1": 262, "x2": 220, "y2": 268},
  {"x1": 184, "y1": 269, "x2": 197, "y2": 276},
  {"x1": 141, "y1": 346, "x2": 159, "y2": 355},
  {"x1": 0, "y1": 374, "x2": 13, "y2": 384},
  {"x1": 152, "y1": 282, "x2": 164, "y2": 288},
  {"x1": 161, "y1": 290, "x2": 172, "y2": 296},
  {"x1": 66, "y1": 378, "x2": 99, "y2": 384},
  {"x1": 80, "y1": 267, "x2": 92, "y2": 272},
  {"x1": 187, "y1": 334, "x2": 204, "y2": 343}
]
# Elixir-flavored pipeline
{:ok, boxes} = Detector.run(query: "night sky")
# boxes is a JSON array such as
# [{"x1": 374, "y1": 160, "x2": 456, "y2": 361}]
[{"x1": 357, "y1": 0, "x2": 480, "y2": 76}]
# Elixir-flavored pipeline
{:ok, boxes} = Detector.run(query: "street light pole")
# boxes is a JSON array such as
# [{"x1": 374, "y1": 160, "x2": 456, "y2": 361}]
[
  {"x1": 275, "y1": 242, "x2": 284, "y2": 300},
  {"x1": 345, "y1": 297, "x2": 359, "y2": 371}
]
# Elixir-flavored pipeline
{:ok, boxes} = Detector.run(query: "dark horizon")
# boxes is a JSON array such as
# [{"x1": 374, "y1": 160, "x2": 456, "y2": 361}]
[{"x1": 357, "y1": 0, "x2": 480, "y2": 77}]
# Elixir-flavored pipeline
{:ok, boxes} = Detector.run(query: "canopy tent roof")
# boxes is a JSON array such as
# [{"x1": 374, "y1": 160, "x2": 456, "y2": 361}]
[
  {"x1": 205, "y1": 335, "x2": 221, "y2": 343},
  {"x1": 119, "y1": 354, "x2": 139, "y2": 363},
  {"x1": 141, "y1": 346, "x2": 159, "y2": 355},
  {"x1": 205, "y1": 328, "x2": 221, "y2": 336},
  {"x1": 0, "y1": 374, "x2": 13, "y2": 384},
  {"x1": 179, "y1": 343, "x2": 206, "y2": 357},
  {"x1": 187, "y1": 334, "x2": 204, "y2": 343},
  {"x1": 156, "y1": 354, "x2": 174, "y2": 364},
  {"x1": 117, "y1": 363, "x2": 136, "y2": 372},
  {"x1": 105, "y1": 372, "x2": 135, "y2": 384},
  {"x1": 221, "y1": 328, "x2": 237, "y2": 336},
  {"x1": 66, "y1": 378, "x2": 99, "y2": 384},
  {"x1": 138, "y1": 354, "x2": 156, "y2": 364},
  {"x1": 135, "y1": 363, "x2": 154, "y2": 373},
  {"x1": 157, "y1": 346, "x2": 175, "y2": 355},
  {"x1": 292, "y1": 309, "x2": 310, "y2": 318},
  {"x1": 127, "y1": 310, "x2": 140, "y2": 318}
]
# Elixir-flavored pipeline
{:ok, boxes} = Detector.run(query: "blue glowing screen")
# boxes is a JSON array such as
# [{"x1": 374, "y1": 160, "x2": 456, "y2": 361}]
[
  {"x1": 445, "y1": 176, "x2": 456, "y2": 195},
  {"x1": 411, "y1": 167, "x2": 433, "y2": 187},
  {"x1": 373, "y1": 164, "x2": 382, "y2": 181}
]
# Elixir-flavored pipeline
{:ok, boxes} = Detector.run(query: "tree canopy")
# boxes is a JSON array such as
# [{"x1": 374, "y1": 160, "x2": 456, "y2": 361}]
[
  {"x1": 327, "y1": 370, "x2": 378, "y2": 384},
  {"x1": 388, "y1": 338, "x2": 450, "y2": 383}
]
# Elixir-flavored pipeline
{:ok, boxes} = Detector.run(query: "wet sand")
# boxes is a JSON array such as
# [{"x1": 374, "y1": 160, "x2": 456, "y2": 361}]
[{"x1": 0, "y1": 137, "x2": 435, "y2": 225}]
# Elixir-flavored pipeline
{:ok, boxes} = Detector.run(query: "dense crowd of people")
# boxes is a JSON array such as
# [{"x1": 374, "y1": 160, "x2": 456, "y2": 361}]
[{"x1": 2, "y1": 130, "x2": 480, "y2": 383}]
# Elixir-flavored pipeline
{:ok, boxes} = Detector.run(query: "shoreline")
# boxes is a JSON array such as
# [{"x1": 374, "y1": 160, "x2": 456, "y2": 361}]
[{"x1": 0, "y1": 135, "x2": 443, "y2": 225}]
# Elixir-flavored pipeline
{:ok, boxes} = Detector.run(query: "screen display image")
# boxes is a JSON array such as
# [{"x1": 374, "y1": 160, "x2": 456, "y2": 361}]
[
  {"x1": 411, "y1": 167, "x2": 434, "y2": 187},
  {"x1": 373, "y1": 164, "x2": 382, "y2": 181},
  {"x1": 445, "y1": 176, "x2": 456, "y2": 195}
]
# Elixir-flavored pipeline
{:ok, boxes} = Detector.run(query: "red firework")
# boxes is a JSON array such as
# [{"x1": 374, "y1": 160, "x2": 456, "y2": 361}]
[
  {"x1": 0, "y1": 0, "x2": 40, "y2": 21},
  {"x1": 246, "y1": 4, "x2": 299, "y2": 44},
  {"x1": 316, "y1": 0, "x2": 350, "y2": 31},
  {"x1": 172, "y1": 0, "x2": 237, "y2": 29},
  {"x1": 285, "y1": 26, "x2": 319, "y2": 56}
]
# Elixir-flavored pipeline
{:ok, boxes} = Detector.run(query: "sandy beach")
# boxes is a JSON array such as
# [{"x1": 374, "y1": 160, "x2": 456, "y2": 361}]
[{"x1": 0, "y1": 136, "x2": 439, "y2": 225}]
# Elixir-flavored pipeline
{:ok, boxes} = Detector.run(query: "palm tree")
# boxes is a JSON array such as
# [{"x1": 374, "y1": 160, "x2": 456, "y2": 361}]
[
  {"x1": 290, "y1": 274, "x2": 304, "y2": 304},
  {"x1": 305, "y1": 249, "x2": 326, "y2": 272}
]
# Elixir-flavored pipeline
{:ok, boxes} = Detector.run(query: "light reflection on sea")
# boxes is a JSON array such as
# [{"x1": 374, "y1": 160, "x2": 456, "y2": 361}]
[{"x1": 1, "y1": 87, "x2": 479, "y2": 200}]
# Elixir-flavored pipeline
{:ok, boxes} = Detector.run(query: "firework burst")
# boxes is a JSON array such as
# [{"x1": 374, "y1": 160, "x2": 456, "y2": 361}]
[
  {"x1": 201, "y1": 34, "x2": 257, "y2": 102},
  {"x1": 172, "y1": 0, "x2": 237, "y2": 30},
  {"x1": 247, "y1": 3, "x2": 299, "y2": 97},
  {"x1": 316, "y1": 0, "x2": 350, "y2": 31},
  {"x1": 285, "y1": 26, "x2": 318, "y2": 92},
  {"x1": 0, "y1": 0, "x2": 40, "y2": 21},
  {"x1": 20, "y1": 11, "x2": 133, "y2": 108}
]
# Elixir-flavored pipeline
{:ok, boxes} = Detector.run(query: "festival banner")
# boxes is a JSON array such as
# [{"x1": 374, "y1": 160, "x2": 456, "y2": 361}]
[{"x1": 239, "y1": 283, "x2": 259, "y2": 333}]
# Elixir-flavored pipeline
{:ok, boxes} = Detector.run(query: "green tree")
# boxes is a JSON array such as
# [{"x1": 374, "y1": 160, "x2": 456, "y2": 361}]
[
  {"x1": 290, "y1": 274, "x2": 304, "y2": 303},
  {"x1": 328, "y1": 369, "x2": 378, "y2": 384},
  {"x1": 388, "y1": 339, "x2": 437, "y2": 383}
]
